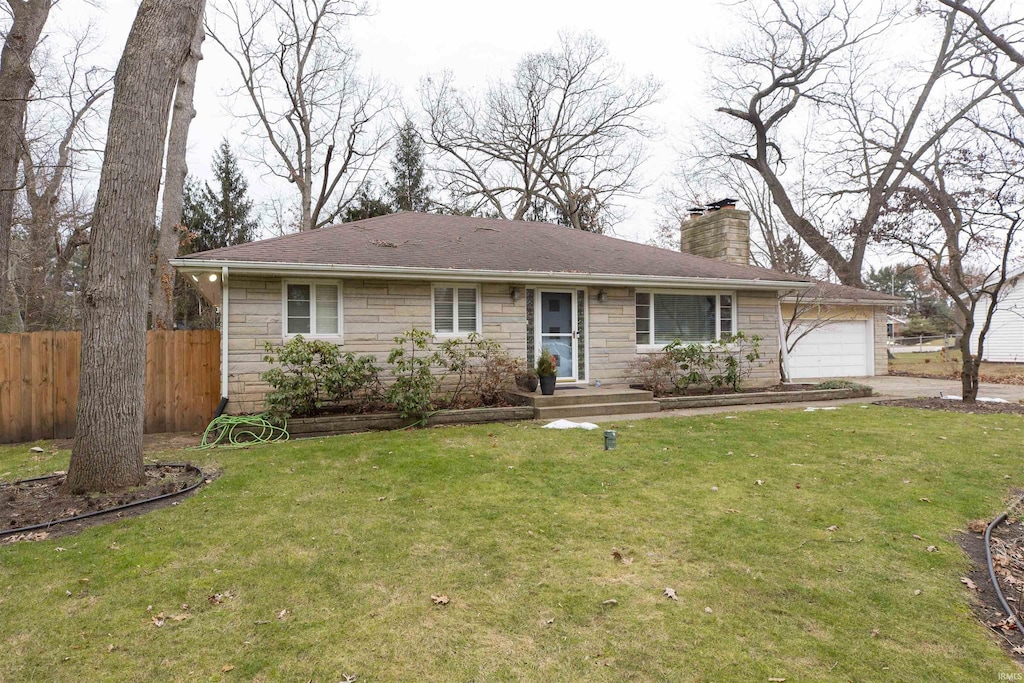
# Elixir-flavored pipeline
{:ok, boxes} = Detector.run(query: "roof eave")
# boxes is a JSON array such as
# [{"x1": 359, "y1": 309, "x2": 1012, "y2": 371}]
[{"x1": 170, "y1": 258, "x2": 813, "y2": 292}]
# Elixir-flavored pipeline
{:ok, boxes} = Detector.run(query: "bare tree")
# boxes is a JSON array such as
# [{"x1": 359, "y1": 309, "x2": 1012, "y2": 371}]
[
  {"x1": 18, "y1": 33, "x2": 111, "y2": 330},
  {"x1": 936, "y1": 0, "x2": 1024, "y2": 66},
  {"x1": 0, "y1": 0, "x2": 52, "y2": 330},
  {"x1": 697, "y1": 1, "x2": 1012, "y2": 286},
  {"x1": 67, "y1": 0, "x2": 204, "y2": 494},
  {"x1": 421, "y1": 32, "x2": 661, "y2": 232},
  {"x1": 207, "y1": 0, "x2": 390, "y2": 232},
  {"x1": 879, "y1": 125, "x2": 1024, "y2": 402},
  {"x1": 151, "y1": 1, "x2": 206, "y2": 329}
]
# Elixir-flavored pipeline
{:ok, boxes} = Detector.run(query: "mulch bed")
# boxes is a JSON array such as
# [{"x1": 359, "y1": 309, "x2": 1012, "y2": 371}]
[
  {"x1": 875, "y1": 398, "x2": 1024, "y2": 415},
  {"x1": 1, "y1": 464, "x2": 205, "y2": 544},
  {"x1": 960, "y1": 511, "x2": 1024, "y2": 664}
]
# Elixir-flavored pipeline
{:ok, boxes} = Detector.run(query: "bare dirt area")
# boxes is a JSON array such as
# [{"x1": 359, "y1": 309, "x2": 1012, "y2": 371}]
[
  {"x1": 875, "y1": 398, "x2": 1024, "y2": 415},
  {"x1": 960, "y1": 512, "x2": 1024, "y2": 665},
  {"x1": 1, "y1": 464, "x2": 208, "y2": 543}
]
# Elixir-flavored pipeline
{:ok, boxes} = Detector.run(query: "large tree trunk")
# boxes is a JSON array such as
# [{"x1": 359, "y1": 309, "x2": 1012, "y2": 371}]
[
  {"x1": 0, "y1": 0, "x2": 52, "y2": 331},
  {"x1": 66, "y1": 0, "x2": 204, "y2": 494},
  {"x1": 151, "y1": 4, "x2": 206, "y2": 329},
  {"x1": 958, "y1": 327, "x2": 979, "y2": 403}
]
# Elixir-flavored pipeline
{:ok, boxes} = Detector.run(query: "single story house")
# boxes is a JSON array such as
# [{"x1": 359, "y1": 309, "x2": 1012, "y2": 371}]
[
  {"x1": 172, "y1": 208, "x2": 899, "y2": 414},
  {"x1": 969, "y1": 267, "x2": 1024, "y2": 362}
]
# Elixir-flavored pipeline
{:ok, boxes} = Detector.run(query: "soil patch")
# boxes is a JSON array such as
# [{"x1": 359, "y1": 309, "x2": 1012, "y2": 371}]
[
  {"x1": 634, "y1": 383, "x2": 819, "y2": 397},
  {"x1": 875, "y1": 398, "x2": 1024, "y2": 415},
  {"x1": 1, "y1": 464, "x2": 208, "y2": 543},
  {"x1": 959, "y1": 512, "x2": 1024, "y2": 665}
]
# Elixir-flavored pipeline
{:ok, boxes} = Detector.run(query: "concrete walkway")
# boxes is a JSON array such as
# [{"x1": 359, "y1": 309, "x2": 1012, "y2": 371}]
[{"x1": 568, "y1": 375, "x2": 1024, "y2": 425}]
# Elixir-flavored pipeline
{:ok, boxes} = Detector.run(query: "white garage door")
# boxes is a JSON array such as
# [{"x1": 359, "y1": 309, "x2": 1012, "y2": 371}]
[{"x1": 788, "y1": 320, "x2": 871, "y2": 380}]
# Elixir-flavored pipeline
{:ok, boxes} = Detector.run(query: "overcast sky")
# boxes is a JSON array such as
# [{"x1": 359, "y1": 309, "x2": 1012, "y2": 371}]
[{"x1": 78, "y1": 0, "x2": 730, "y2": 244}]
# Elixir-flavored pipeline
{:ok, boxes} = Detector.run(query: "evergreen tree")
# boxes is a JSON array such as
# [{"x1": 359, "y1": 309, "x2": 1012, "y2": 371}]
[
  {"x1": 189, "y1": 139, "x2": 257, "y2": 252},
  {"x1": 342, "y1": 184, "x2": 392, "y2": 222},
  {"x1": 387, "y1": 119, "x2": 432, "y2": 212}
]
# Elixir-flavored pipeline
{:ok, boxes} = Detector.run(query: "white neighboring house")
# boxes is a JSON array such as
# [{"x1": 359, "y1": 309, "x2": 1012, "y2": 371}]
[{"x1": 969, "y1": 267, "x2": 1024, "y2": 363}]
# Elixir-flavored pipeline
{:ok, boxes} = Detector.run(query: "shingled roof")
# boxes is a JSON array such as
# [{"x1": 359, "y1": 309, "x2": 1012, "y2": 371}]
[
  {"x1": 176, "y1": 212, "x2": 810, "y2": 286},
  {"x1": 798, "y1": 281, "x2": 905, "y2": 304}
]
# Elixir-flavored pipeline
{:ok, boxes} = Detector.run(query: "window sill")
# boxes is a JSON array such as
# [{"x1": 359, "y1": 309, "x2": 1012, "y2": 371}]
[
  {"x1": 432, "y1": 332, "x2": 480, "y2": 340},
  {"x1": 283, "y1": 334, "x2": 345, "y2": 345},
  {"x1": 637, "y1": 341, "x2": 719, "y2": 353}
]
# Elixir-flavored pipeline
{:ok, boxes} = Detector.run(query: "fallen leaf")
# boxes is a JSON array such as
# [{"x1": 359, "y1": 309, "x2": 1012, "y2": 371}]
[
  {"x1": 871, "y1": 628, "x2": 879, "y2": 637},
  {"x1": 961, "y1": 577, "x2": 978, "y2": 591},
  {"x1": 601, "y1": 599, "x2": 618, "y2": 606},
  {"x1": 967, "y1": 520, "x2": 988, "y2": 534},
  {"x1": 711, "y1": 486, "x2": 719, "y2": 492},
  {"x1": 756, "y1": 479, "x2": 764, "y2": 486},
  {"x1": 914, "y1": 589, "x2": 922, "y2": 596},
  {"x1": 826, "y1": 526, "x2": 838, "y2": 532},
  {"x1": 912, "y1": 534, "x2": 923, "y2": 540},
  {"x1": 221, "y1": 665, "x2": 234, "y2": 673},
  {"x1": 768, "y1": 678, "x2": 787, "y2": 682},
  {"x1": 152, "y1": 613, "x2": 166, "y2": 628},
  {"x1": 926, "y1": 545, "x2": 938, "y2": 553},
  {"x1": 29, "y1": 446, "x2": 44, "y2": 453},
  {"x1": 663, "y1": 587, "x2": 678, "y2": 601},
  {"x1": 704, "y1": 606, "x2": 713, "y2": 614},
  {"x1": 431, "y1": 594, "x2": 450, "y2": 605},
  {"x1": 919, "y1": 497, "x2": 932, "y2": 503},
  {"x1": 171, "y1": 614, "x2": 189, "y2": 622},
  {"x1": 545, "y1": 618, "x2": 554, "y2": 625},
  {"x1": 276, "y1": 609, "x2": 288, "y2": 620}
]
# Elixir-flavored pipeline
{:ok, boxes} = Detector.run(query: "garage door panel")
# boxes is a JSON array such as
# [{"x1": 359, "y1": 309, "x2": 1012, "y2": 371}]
[{"x1": 789, "y1": 321, "x2": 870, "y2": 380}]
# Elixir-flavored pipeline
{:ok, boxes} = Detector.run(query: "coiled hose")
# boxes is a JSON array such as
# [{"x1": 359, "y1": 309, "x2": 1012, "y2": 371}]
[
  {"x1": 984, "y1": 493, "x2": 1024, "y2": 625},
  {"x1": 190, "y1": 414, "x2": 289, "y2": 449}
]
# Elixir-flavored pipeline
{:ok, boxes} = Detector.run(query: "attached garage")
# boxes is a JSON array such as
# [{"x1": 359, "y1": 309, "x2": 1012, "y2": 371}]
[
  {"x1": 787, "y1": 320, "x2": 873, "y2": 379},
  {"x1": 781, "y1": 282, "x2": 902, "y2": 381}
]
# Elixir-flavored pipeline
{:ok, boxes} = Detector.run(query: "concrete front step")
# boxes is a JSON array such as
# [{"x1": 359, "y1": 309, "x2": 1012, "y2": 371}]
[
  {"x1": 534, "y1": 400, "x2": 662, "y2": 419},
  {"x1": 515, "y1": 387, "x2": 654, "y2": 407}
]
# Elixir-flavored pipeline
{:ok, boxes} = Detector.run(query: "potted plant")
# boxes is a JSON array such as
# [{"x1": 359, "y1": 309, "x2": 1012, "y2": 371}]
[
  {"x1": 515, "y1": 368, "x2": 539, "y2": 393},
  {"x1": 536, "y1": 349, "x2": 557, "y2": 395}
]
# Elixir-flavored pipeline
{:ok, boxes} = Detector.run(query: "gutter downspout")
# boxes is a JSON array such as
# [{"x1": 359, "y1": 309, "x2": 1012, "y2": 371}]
[
  {"x1": 220, "y1": 265, "x2": 229, "y2": 403},
  {"x1": 777, "y1": 294, "x2": 791, "y2": 384}
]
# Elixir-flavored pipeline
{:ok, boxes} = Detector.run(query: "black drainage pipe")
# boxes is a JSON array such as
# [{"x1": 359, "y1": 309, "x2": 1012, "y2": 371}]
[
  {"x1": 984, "y1": 494, "x2": 1024, "y2": 625},
  {"x1": 0, "y1": 463, "x2": 206, "y2": 539}
]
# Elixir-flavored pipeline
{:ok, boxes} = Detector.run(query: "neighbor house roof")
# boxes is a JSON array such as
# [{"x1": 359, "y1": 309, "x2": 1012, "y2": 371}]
[
  {"x1": 785, "y1": 280, "x2": 905, "y2": 306},
  {"x1": 173, "y1": 212, "x2": 812, "y2": 290}
]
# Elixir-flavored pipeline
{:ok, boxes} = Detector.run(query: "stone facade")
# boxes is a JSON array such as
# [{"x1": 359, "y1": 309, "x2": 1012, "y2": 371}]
[
  {"x1": 225, "y1": 276, "x2": 783, "y2": 413},
  {"x1": 679, "y1": 209, "x2": 752, "y2": 266}
]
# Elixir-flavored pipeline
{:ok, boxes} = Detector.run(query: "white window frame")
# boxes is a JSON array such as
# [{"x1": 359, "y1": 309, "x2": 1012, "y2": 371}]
[
  {"x1": 635, "y1": 290, "x2": 737, "y2": 352},
  {"x1": 281, "y1": 279, "x2": 344, "y2": 341},
  {"x1": 431, "y1": 283, "x2": 482, "y2": 338}
]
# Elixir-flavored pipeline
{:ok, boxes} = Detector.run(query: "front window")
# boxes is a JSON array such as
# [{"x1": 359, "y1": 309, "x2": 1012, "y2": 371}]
[
  {"x1": 285, "y1": 282, "x2": 341, "y2": 337},
  {"x1": 433, "y1": 285, "x2": 479, "y2": 335},
  {"x1": 635, "y1": 292, "x2": 735, "y2": 346}
]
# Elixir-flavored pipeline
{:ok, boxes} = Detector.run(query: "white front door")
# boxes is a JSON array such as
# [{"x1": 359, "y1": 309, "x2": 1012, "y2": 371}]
[{"x1": 538, "y1": 290, "x2": 578, "y2": 381}]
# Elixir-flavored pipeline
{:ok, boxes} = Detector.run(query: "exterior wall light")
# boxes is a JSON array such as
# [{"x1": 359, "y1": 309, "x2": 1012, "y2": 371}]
[
  {"x1": 510, "y1": 286, "x2": 521, "y2": 303},
  {"x1": 209, "y1": 273, "x2": 218, "y2": 282},
  {"x1": 597, "y1": 289, "x2": 608, "y2": 303}
]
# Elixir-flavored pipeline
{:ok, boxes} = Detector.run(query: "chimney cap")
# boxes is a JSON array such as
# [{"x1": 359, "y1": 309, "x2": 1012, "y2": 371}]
[
  {"x1": 706, "y1": 198, "x2": 739, "y2": 210},
  {"x1": 687, "y1": 206, "x2": 704, "y2": 216}
]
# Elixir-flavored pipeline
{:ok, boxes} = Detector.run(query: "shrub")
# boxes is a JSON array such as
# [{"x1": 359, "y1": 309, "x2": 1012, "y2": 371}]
[
  {"x1": 386, "y1": 329, "x2": 439, "y2": 419},
  {"x1": 536, "y1": 349, "x2": 556, "y2": 377},
  {"x1": 627, "y1": 353, "x2": 678, "y2": 396},
  {"x1": 660, "y1": 333, "x2": 764, "y2": 394},
  {"x1": 325, "y1": 352, "x2": 384, "y2": 407},
  {"x1": 474, "y1": 349, "x2": 523, "y2": 406},
  {"x1": 261, "y1": 335, "x2": 341, "y2": 421},
  {"x1": 814, "y1": 379, "x2": 870, "y2": 391}
]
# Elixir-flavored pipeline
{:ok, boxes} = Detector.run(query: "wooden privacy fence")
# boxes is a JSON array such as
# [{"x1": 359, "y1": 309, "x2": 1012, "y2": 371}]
[{"x1": 0, "y1": 330, "x2": 220, "y2": 444}]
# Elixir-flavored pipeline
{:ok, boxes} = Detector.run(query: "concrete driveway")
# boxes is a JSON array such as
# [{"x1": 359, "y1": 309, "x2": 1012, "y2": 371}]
[{"x1": 843, "y1": 375, "x2": 1024, "y2": 402}]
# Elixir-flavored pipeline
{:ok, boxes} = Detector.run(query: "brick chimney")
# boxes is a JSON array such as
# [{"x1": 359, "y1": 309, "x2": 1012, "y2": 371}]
[{"x1": 679, "y1": 199, "x2": 750, "y2": 266}]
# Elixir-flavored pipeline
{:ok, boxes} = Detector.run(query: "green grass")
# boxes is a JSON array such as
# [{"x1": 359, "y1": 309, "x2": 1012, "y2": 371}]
[{"x1": 1, "y1": 407, "x2": 1022, "y2": 681}]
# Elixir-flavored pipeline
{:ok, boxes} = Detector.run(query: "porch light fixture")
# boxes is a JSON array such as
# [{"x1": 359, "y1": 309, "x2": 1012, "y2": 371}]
[
  {"x1": 509, "y1": 286, "x2": 521, "y2": 303},
  {"x1": 209, "y1": 273, "x2": 218, "y2": 282},
  {"x1": 597, "y1": 289, "x2": 608, "y2": 303}
]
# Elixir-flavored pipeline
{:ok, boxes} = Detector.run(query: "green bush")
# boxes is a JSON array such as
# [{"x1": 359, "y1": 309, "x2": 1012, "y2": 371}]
[
  {"x1": 814, "y1": 379, "x2": 870, "y2": 391},
  {"x1": 261, "y1": 336, "x2": 384, "y2": 422},
  {"x1": 386, "y1": 329, "x2": 439, "y2": 419},
  {"x1": 536, "y1": 349, "x2": 557, "y2": 377},
  {"x1": 261, "y1": 336, "x2": 342, "y2": 421},
  {"x1": 640, "y1": 333, "x2": 764, "y2": 395}
]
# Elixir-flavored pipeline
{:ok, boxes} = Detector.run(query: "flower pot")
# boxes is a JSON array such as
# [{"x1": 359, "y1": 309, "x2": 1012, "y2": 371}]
[
  {"x1": 539, "y1": 375, "x2": 557, "y2": 395},
  {"x1": 516, "y1": 373, "x2": 539, "y2": 393}
]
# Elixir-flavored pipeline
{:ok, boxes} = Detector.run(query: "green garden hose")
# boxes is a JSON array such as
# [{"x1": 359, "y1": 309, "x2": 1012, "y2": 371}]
[{"x1": 191, "y1": 414, "x2": 289, "y2": 449}]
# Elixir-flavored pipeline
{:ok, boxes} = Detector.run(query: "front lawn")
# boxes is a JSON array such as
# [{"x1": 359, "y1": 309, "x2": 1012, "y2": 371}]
[{"x1": 1, "y1": 407, "x2": 1021, "y2": 681}]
